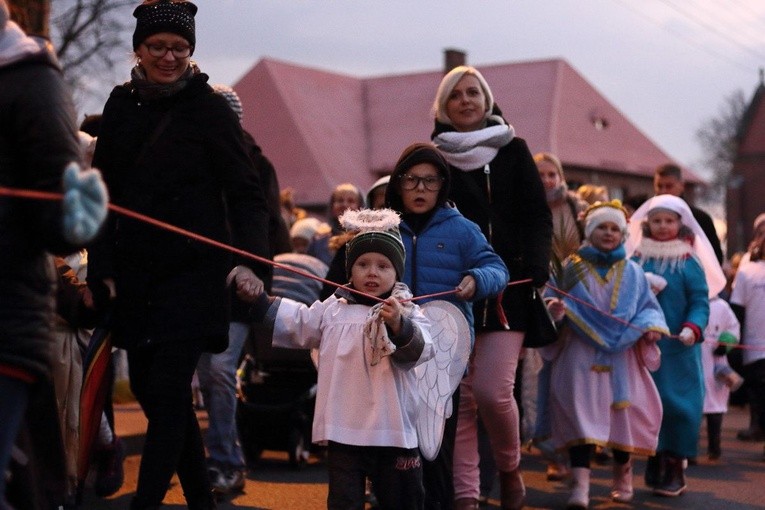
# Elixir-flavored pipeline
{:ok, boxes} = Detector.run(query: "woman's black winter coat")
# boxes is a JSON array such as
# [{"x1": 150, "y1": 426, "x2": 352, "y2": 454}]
[
  {"x1": 433, "y1": 123, "x2": 552, "y2": 332},
  {"x1": 0, "y1": 50, "x2": 83, "y2": 379},
  {"x1": 88, "y1": 73, "x2": 271, "y2": 352}
]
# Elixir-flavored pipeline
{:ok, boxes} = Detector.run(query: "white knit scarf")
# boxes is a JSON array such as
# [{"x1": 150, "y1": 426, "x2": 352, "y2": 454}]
[
  {"x1": 432, "y1": 123, "x2": 515, "y2": 171},
  {"x1": 633, "y1": 237, "x2": 694, "y2": 274},
  {"x1": 364, "y1": 282, "x2": 415, "y2": 366}
]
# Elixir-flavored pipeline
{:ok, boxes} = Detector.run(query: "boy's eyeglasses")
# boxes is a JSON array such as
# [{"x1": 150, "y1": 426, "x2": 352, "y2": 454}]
[
  {"x1": 399, "y1": 174, "x2": 444, "y2": 191},
  {"x1": 143, "y1": 43, "x2": 192, "y2": 59}
]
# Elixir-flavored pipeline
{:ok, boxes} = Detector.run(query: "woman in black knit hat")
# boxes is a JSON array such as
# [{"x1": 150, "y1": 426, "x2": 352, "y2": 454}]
[{"x1": 86, "y1": 1, "x2": 271, "y2": 508}]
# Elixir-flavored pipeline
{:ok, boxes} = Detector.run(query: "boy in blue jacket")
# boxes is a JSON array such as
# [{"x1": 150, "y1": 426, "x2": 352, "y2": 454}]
[{"x1": 385, "y1": 142, "x2": 509, "y2": 510}]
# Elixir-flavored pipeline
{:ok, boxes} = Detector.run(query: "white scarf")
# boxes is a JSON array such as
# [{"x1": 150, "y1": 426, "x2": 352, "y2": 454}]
[
  {"x1": 633, "y1": 237, "x2": 694, "y2": 274},
  {"x1": 0, "y1": 21, "x2": 46, "y2": 68},
  {"x1": 364, "y1": 282, "x2": 415, "y2": 366},
  {"x1": 626, "y1": 194, "x2": 726, "y2": 297},
  {"x1": 432, "y1": 124, "x2": 515, "y2": 171}
]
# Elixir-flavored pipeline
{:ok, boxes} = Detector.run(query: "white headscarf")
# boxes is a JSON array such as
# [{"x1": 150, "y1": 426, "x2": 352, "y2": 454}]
[{"x1": 626, "y1": 194, "x2": 725, "y2": 297}]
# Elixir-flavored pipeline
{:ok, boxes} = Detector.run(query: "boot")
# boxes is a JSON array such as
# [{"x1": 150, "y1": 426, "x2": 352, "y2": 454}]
[
  {"x1": 454, "y1": 497, "x2": 480, "y2": 510},
  {"x1": 498, "y1": 468, "x2": 525, "y2": 510},
  {"x1": 610, "y1": 460, "x2": 633, "y2": 503},
  {"x1": 653, "y1": 454, "x2": 686, "y2": 497},
  {"x1": 566, "y1": 467, "x2": 590, "y2": 509},
  {"x1": 644, "y1": 452, "x2": 663, "y2": 488}
]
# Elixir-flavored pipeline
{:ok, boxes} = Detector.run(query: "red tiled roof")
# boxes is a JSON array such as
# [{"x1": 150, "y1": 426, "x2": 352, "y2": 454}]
[{"x1": 234, "y1": 57, "x2": 697, "y2": 206}]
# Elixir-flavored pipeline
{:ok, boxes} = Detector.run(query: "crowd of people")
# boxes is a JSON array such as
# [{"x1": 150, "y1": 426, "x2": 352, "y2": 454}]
[{"x1": 2, "y1": 1, "x2": 765, "y2": 510}]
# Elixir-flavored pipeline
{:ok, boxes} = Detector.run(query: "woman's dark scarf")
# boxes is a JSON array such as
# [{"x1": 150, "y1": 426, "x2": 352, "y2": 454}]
[{"x1": 130, "y1": 60, "x2": 201, "y2": 101}]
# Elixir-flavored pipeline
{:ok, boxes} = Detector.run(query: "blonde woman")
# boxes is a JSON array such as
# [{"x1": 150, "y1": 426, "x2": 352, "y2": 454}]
[{"x1": 431, "y1": 66, "x2": 552, "y2": 510}]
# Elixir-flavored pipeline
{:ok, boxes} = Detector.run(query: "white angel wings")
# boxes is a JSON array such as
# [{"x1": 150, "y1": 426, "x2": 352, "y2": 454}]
[{"x1": 415, "y1": 300, "x2": 471, "y2": 461}]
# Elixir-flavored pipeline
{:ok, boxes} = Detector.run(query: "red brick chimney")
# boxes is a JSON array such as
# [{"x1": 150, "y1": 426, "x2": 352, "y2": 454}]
[{"x1": 444, "y1": 48, "x2": 466, "y2": 74}]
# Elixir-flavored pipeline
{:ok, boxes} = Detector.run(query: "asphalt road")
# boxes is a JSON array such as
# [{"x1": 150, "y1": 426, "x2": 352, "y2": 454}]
[{"x1": 81, "y1": 402, "x2": 765, "y2": 509}]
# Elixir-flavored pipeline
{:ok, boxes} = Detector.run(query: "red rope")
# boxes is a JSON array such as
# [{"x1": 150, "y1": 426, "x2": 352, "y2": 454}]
[
  {"x1": 544, "y1": 282, "x2": 649, "y2": 334},
  {"x1": 544, "y1": 279, "x2": 765, "y2": 351},
  {"x1": 0, "y1": 186, "x2": 527, "y2": 304},
  {"x1": 4, "y1": 184, "x2": 761, "y2": 350}
]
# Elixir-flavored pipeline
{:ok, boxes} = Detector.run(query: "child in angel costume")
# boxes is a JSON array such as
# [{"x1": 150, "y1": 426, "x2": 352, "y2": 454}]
[
  {"x1": 700, "y1": 295, "x2": 741, "y2": 460},
  {"x1": 232, "y1": 208, "x2": 434, "y2": 510},
  {"x1": 540, "y1": 200, "x2": 668, "y2": 509},
  {"x1": 626, "y1": 193, "x2": 725, "y2": 498}
]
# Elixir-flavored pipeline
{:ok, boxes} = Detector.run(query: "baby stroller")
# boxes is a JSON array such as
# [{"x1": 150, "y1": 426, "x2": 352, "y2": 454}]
[{"x1": 236, "y1": 323, "x2": 317, "y2": 469}]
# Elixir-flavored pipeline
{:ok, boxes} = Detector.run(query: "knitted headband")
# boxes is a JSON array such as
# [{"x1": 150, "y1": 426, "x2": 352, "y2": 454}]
[
  {"x1": 341, "y1": 209, "x2": 405, "y2": 280},
  {"x1": 583, "y1": 200, "x2": 628, "y2": 239},
  {"x1": 133, "y1": 0, "x2": 197, "y2": 51}
]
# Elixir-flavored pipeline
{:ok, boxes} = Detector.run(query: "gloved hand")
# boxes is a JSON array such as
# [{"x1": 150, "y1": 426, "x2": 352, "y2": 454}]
[
  {"x1": 678, "y1": 326, "x2": 696, "y2": 346},
  {"x1": 62, "y1": 163, "x2": 108, "y2": 244},
  {"x1": 226, "y1": 265, "x2": 264, "y2": 303}
]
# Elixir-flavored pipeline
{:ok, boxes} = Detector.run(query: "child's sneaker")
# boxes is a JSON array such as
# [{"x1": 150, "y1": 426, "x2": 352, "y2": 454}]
[{"x1": 210, "y1": 467, "x2": 246, "y2": 495}]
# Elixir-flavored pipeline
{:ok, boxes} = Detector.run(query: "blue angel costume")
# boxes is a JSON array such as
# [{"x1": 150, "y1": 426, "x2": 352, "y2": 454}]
[{"x1": 632, "y1": 238, "x2": 709, "y2": 458}]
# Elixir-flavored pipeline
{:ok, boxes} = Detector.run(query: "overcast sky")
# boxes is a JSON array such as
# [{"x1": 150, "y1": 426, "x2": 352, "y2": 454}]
[{"x1": 91, "y1": 0, "x2": 765, "y2": 178}]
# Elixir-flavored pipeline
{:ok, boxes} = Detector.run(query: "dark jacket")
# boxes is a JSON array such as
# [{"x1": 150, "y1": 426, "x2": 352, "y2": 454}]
[
  {"x1": 0, "y1": 43, "x2": 83, "y2": 379},
  {"x1": 432, "y1": 123, "x2": 552, "y2": 332},
  {"x1": 243, "y1": 130, "x2": 291, "y2": 259},
  {"x1": 228, "y1": 130, "x2": 291, "y2": 322},
  {"x1": 397, "y1": 206, "x2": 509, "y2": 337},
  {"x1": 88, "y1": 73, "x2": 271, "y2": 352}
]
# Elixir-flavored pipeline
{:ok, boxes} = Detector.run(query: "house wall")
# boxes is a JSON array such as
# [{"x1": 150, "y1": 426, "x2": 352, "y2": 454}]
[
  {"x1": 727, "y1": 157, "x2": 765, "y2": 254},
  {"x1": 564, "y1": 166, "x2": 653, "y2": 203},
  {"x1": 727, "y1": 86, "x2": 765, "y2": 254}
]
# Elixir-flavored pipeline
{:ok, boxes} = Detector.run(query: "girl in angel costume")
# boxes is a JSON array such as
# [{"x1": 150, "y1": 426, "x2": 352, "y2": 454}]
[
  {"x1": 626, "y1": 194, "x2": 725, "y2": 498},
  {"x1": 540, "y1": 200, "x2": 668, "y2": 509},
  {"x1": 232, "y1": 208, "x2": 434, "y2": 510}
]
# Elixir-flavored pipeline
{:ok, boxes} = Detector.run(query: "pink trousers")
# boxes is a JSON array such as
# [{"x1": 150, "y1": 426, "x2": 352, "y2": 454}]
[{"x1": 453, "y1": 330, "x2": 524, "y2": 500}]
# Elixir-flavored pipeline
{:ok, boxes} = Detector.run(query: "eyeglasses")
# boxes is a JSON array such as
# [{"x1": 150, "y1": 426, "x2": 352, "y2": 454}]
[
  {"x1": 143, "y1": 43, "x2": 192, "y2": 59},
  {"x1": 399, "y1": 174, "x2": 444, "y2": 191}
]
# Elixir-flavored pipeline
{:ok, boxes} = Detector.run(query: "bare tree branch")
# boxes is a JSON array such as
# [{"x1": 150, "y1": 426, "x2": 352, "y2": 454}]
[
  {"x1": 695, "y1": 90, "x2": 747, "y2": 202},
  {"x1": 49, "y1": 0, "x2": 134, "y2": 107}
]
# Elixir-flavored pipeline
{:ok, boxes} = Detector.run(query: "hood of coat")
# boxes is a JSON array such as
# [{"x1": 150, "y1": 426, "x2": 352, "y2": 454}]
[{"x1": 385, "y1": 142, "x2": 451, "y2": 213}]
